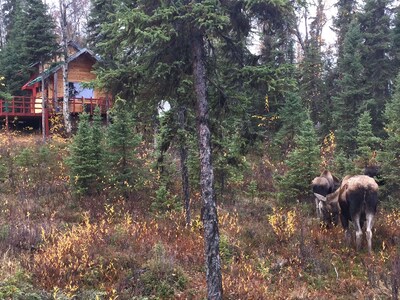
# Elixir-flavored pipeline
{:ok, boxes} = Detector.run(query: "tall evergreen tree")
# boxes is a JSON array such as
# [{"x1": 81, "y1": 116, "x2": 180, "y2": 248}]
[
  {"x1": 333, "y1": 0, "x2": 358, "y2": 59},
  {"x1": 358, "y1": 0, "x2": 392, "y2": 134},
  {"x1": 381, "y1": 74, "x2": 400, "y2": 202},
  {"x1": 1, "y1": 0, "x2": 17, "y2": 42},
  {"x1": 0, "y1": 2, "x2": 28, "y2": 95},
  {"x1": 24, "y1": 0, "x2": 57, "y2": 64},
  {"x1": 278, "y1": 116, "x2": 321, "y2": 203},
  {"x1": 86, "y1": 0, "x2": 114, "y2": 52},
  {"x1": 332, "y1": 19, "x2": 367, "y2": 154},
  {"x1": 298, "y1": 0, "x2": 326, "y2": 125},
  {"x1": 391, "y1": 7, "x2": 400, "y2": 77},
  {"x1": 0, "y1": 0, "x2": 57, "y2": 95}
]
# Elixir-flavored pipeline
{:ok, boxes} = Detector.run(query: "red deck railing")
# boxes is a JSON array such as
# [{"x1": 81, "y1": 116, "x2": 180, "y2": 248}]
[
  {"x1": 0, "y1": 96, "x2": 111, "y2": 117},
  {"x1": 63, "y1": 97, "x2": 111, "y2": 114},
  {"x1": 0, "y1": 96, "x2": 40, "y2": 116}
]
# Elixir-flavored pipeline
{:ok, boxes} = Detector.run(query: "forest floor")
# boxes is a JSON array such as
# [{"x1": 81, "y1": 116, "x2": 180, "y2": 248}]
[{"x1": 0, "y1": 131, "x2": 399, "y2": 299}]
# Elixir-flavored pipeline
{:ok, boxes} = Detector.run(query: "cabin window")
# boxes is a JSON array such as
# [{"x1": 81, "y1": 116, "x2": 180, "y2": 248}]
[{"x1": 68, "y1": 82, "x2": 94, "y2": 98}]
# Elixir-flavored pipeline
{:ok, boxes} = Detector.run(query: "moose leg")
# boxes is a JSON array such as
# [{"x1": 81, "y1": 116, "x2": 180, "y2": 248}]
[
  {"x1": 340, "y1": 214, "x2": 351, "y2": 247},
  {"x1": 354, "y1": 214, "x2": 363, "y2": 251},
  {"x1": 365, "y1": 213, "x2": 375, "y2": 254},
  {"x1": 315, "y1": 197, "x2": 321, "y2": 219}
]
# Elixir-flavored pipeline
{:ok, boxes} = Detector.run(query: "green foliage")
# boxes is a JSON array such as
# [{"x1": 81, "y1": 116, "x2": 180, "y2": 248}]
[
  {"x1": 0, "y1": 75, "x2": 12, "y2": 100},
  {"x1": 333, "y1": 20, "x2": 368, "y2": 154},
  {"x1": 219, "y1": 234, "x2": 238, "y2": 264},
  {"x1": 298, "y1": 33, "x2": 324, "y2": 125},
  {"x1": 355, "y1": 110, "x2": 381, "y2": 169},
  {"x1": 381, "y1": 74, "x2": 400, "y2": 202},
  {"x1": 0, "y1": 0, "x2": 57, "y2": 95},
  {"x1": 105, "y1": 100, "x2": 141, "y2": 198},
  {"x1": 247, "y1": 180, "x2": 258, "y2": 199},
  {"x1": 277, "y1": 116, "x2": 321, "y2": 203},
  {"x1": 358, "y1": 0, "x2": 392, "y2": 133},
  {"x1": 331, "y1": 149, "x2": 356, "y2": 179},
  {"x1": 274, "y1": 92, "x2": 308, "y2": 152},
  {"x1": 332, "y1": 0, "x2": 357, "y2": 59},
  {"x1": 140, "y1": 243, "x2": 187, "y2": 299},
  {"x1": 151, "y1": 184, "x2": 182, "y2": 214},
  {"x1": 67, "y1": 112, "x2": 104, "y2": 196},
  {"x1": 212, "y1": 130, "x2": 249, "y2": 197},
  {"x1": 0, "y1": 271, "x2": 45, "y2": 299}
]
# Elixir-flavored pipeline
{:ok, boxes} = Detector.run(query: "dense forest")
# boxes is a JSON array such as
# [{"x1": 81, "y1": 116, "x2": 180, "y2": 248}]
[{"x1": 1, "y1": 0, "x2": 400, "y2": 299}]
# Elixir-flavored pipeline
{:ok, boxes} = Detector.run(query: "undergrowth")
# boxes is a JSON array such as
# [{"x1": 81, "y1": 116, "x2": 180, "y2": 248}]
[{"x1": 0, "y1": 132, "x2": 399, "y2": 299}]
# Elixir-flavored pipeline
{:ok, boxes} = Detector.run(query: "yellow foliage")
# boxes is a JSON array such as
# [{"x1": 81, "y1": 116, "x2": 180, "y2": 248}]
[
  {"x1": 268, "y1": 208, "x2": 297, "y2": 242},
  {"x1": 320, "y1": 131, "x2": 336, "y2": 169}
]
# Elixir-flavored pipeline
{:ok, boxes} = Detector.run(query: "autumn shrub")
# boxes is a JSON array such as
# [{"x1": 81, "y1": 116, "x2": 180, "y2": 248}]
[
  {"x1": 30, "y1": 212, "x2": 120, "y2": 293},
  {"x1": 223, "y1": 260, "x2": 269, "y2": 299},
  {"x1": 267, "y1": 207, "x2": 297, "y2": 242},
  {"x1": 139, "y1": 243, "x2": 187, "y2": 299},
  {"x1": 0, "y1": 133, "x2": 68, "y2": 198}
]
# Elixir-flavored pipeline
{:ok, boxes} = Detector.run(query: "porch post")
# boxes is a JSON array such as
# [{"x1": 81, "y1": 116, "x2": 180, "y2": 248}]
[{"x1": 45, "y1": 108, "x2": 50, "y2": 136}]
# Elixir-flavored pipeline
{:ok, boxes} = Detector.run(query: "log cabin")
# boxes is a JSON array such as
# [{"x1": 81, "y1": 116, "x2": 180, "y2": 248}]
[{"x1": 0, "y1": 41, "x2": 111, "y2": 134}]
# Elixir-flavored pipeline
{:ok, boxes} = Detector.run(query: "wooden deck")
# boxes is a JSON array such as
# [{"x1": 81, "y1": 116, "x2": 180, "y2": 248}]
[
  {"x1": 0, "y1": 96, "x2": 110, "y2": 117},
  {"x1": 0, "y1": 96, "x2": 41, "y2": 117}
]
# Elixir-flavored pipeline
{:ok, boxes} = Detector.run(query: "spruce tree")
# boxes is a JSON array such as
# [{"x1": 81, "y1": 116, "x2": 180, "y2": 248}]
[
  {"x1": 391, "y1": 7, "x2": 400, "y2": 77},
  {"x1": 91, "y1": 106, "x2": 105, "y2": 188},
  {"x1": 274, "y1": 92, "x2": 308, "y2": 152},
  {"x1": 0, "y1": 0, "x2": 57, "y2": 95},
  {"x1": 381, "y1": 74, "x2": 400, "y2": 202},
  {"x1": 333, "y1": 0, "x2": 357, "y2": 59},
  {"x1": 105, "y1": 100, "x2": 141, "y2": 199},
  {"x1": 298, "y1": 0, "x2": 326, "y2": 126},
  {"x1": 278, "y1": 116, "x2": 321, "y2": 203},
  {"x1": 333, "y1": 19, "x2": 367, "y2": 154},
  {"x1": 67, "y1": 112, "x2": 101, "y2": 196},
  {"x1": 355, "y1": 110, "x2": 381, "y2": 169},
  {"x1": 87, "y1": 0, "x2": 115, "y2": 52},
  {"x1": 24, "y1": 0, "x2": 57, "y2": 62},
  {"x1": 358, "y1": 0, "x2": 392, "y2": 134},
  {"x1": 0, "y1": 2, "x2": 28, "y2": 95},
  {"x1": 1, "y1": 0, "x2": 17, "y2": 42}
]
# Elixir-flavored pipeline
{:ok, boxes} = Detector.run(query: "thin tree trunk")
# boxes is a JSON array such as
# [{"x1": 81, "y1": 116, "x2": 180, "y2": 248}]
[
  {"x1": 41, "y1": 61, "x2": 46, "y2": 142},
  {"x1": 177, "y1": 105, "x2": 191, "y2": 226},
  {"x1": 59, "y1": 0, "x2": 72, "y2": 135},
  {"x1": 192, "y1": 30, "x2": 223, "y2": 300}
]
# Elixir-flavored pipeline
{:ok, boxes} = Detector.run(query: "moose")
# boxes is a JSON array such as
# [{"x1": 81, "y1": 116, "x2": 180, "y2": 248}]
[
  {"x1": 311, "y1": 170, "x2": 340, "y2": 219},
  {"x1": 319, "y1": 175, "x2": 379, "y2": 253}
]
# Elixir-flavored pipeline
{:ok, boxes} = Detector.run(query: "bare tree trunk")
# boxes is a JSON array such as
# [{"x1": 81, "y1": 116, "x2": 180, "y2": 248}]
[
  {"x1": 177, "y1": 105, "x2": 191, "y2": 226},
  {"x1": 41, "y1": 61, "x2": 46, "y2": 142},
  {"x1": 192, "y1": 30, "x2": 223, "y2": 300},
  {"x1": 59, "y1": 0, "x2": 72, "y2": 135}
]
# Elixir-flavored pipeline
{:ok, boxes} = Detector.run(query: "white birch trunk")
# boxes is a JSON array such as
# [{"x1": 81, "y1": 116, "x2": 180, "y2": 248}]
[
  {"x1": 41, "y1": 61, "x2": 46, "y2": 142},
  {"x1": 59, "y1": 0, "x2": 72, "y2": 134}
]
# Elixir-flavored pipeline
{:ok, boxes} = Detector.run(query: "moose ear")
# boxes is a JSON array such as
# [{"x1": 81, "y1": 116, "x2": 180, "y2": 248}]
[{"x1": 314, "y1": 193, "x2": 327, "y2": 202}]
